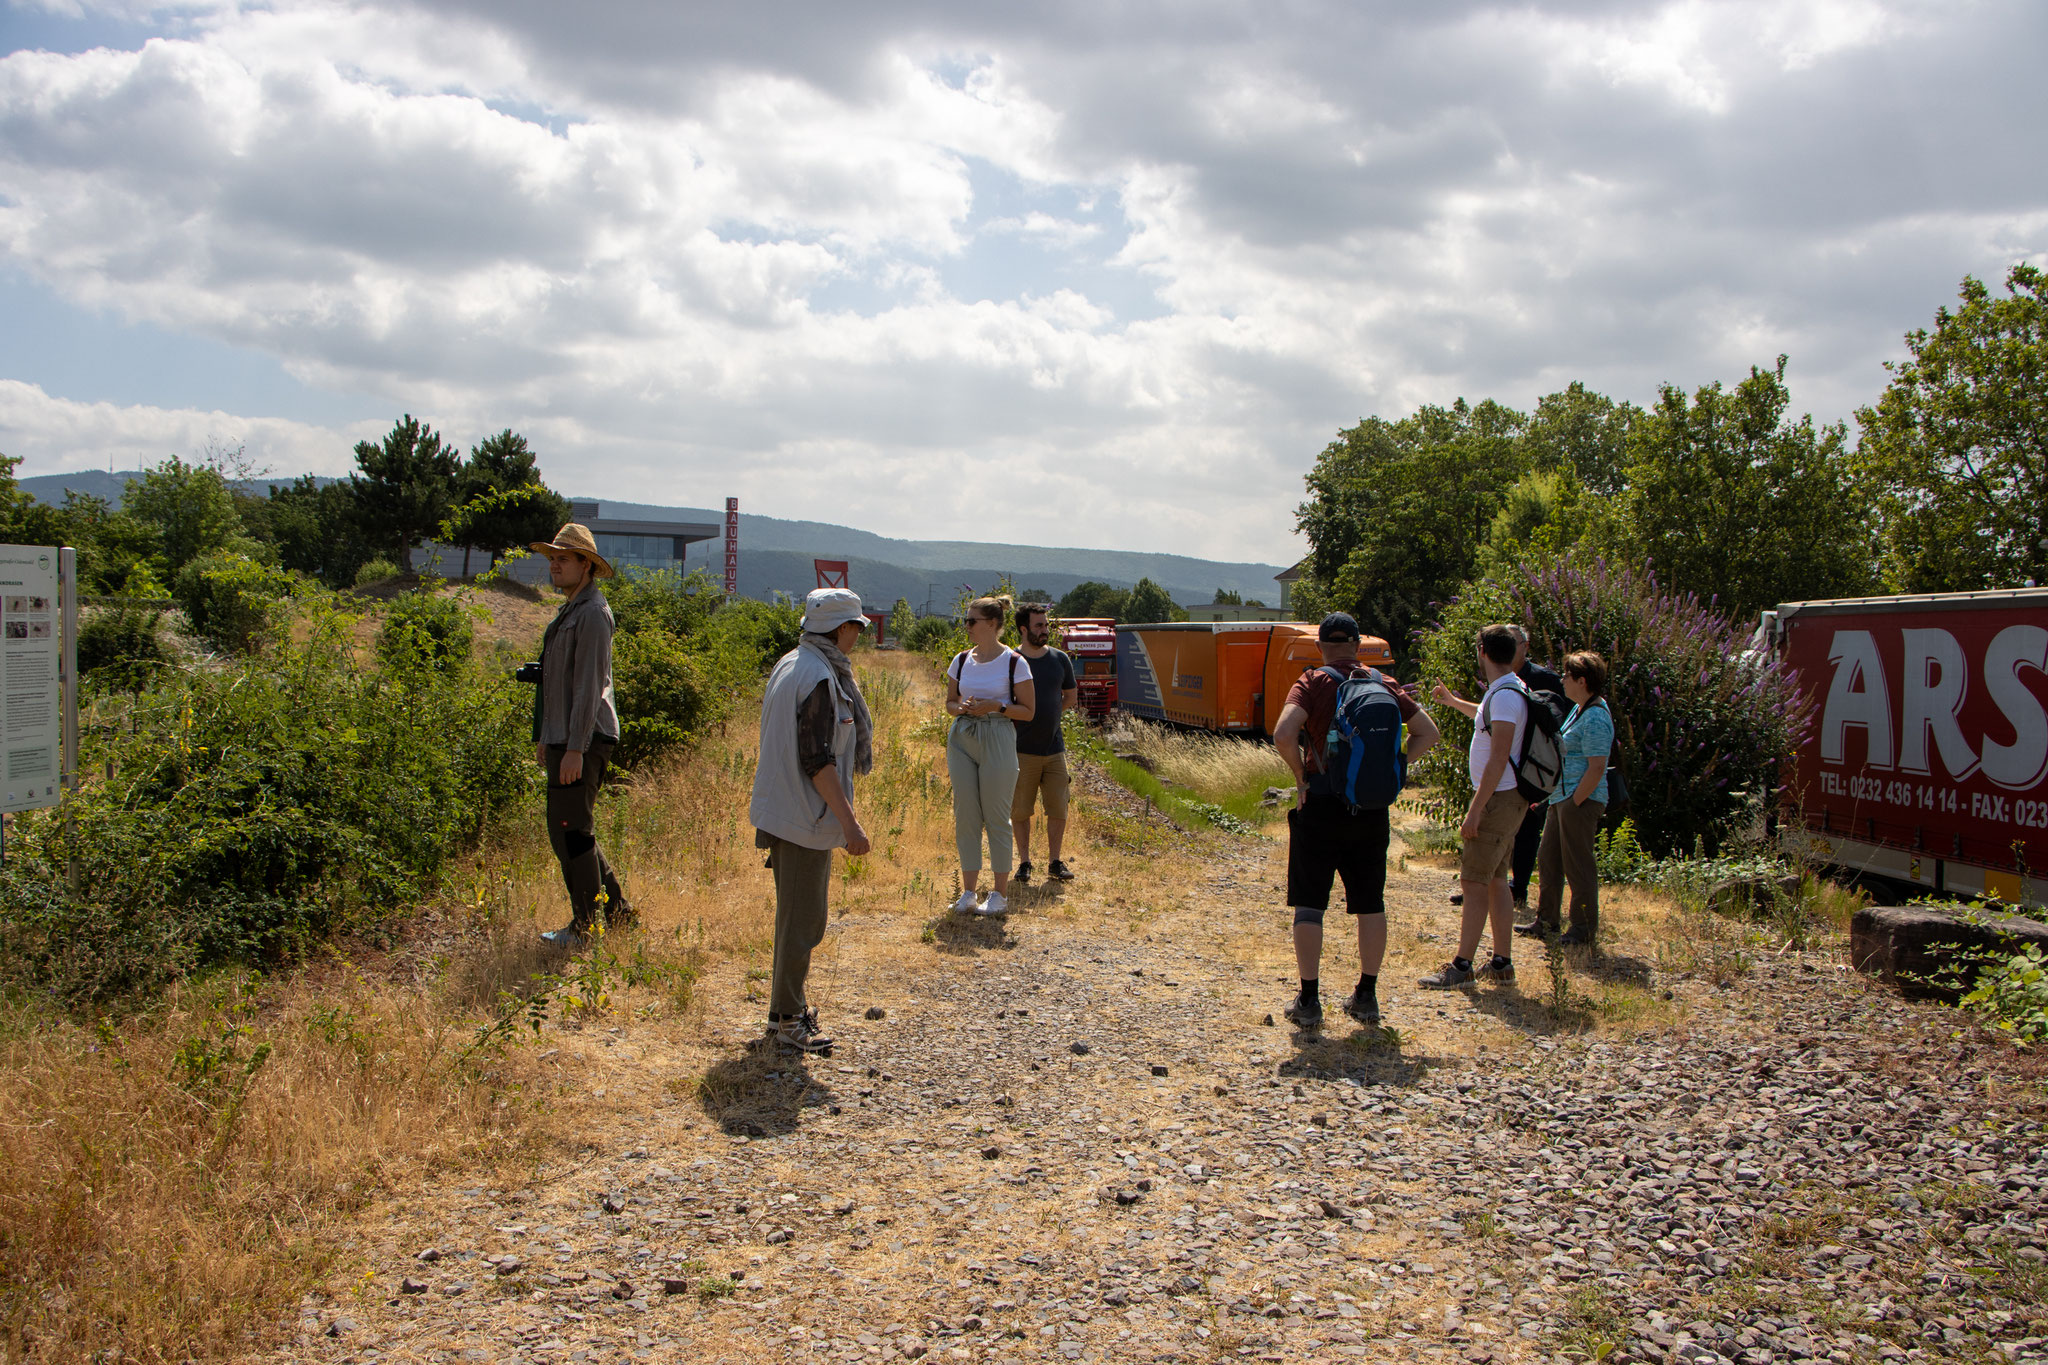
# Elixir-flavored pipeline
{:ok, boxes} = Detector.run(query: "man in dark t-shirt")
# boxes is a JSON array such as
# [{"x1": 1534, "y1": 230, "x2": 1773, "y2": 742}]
[
  {"x1": 1272, "y1": 612, "x2": 1440, "y2": 1030},
  {"x1": 1011, "y1": 603, "x2": 1080, "y2": 883}
]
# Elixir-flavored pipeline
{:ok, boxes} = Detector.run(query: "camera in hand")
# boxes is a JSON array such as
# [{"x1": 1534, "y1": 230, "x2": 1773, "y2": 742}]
[{"x1": 514, "y1": 661, "x2": 543, "y2": 684}]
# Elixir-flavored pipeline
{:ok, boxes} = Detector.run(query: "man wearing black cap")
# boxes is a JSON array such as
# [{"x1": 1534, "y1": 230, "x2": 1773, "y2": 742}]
[{"x1": 1271, "y1": 612, "x2": 1439, "y2": 1028}]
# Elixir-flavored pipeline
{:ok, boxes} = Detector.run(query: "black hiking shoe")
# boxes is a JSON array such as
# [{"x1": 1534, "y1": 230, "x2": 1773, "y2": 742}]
[
  {"x1": 1048, "y1": 859, "x2": 1075, "y2": 881},
  {"x1": 1283, "y1": 992, "x2": 1324, "y2": 1029},
  {"x1": 1015, "y1": 861, "x2": 1033, "y2": 885},
  {"x1": 1341, "y1": 989, "x2": 1382, "y2": 1026},
  {"x1": 1513, "y1": 918, "x2": 1555, "y2": 938}
]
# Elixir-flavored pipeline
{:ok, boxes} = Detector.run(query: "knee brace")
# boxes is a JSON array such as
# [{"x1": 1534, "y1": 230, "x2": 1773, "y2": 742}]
[
  {"x1": 564, "y1": 830, "x2": 597, "y2": 858},
  {"x1": 1291, "y1": 904, "x2": 1326, "y2": 927}
]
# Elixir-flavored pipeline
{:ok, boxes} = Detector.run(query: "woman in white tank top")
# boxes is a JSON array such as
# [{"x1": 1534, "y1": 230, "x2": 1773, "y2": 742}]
[{"x1": 943, "y1": 595, "x2": 1035, "y2": 917}]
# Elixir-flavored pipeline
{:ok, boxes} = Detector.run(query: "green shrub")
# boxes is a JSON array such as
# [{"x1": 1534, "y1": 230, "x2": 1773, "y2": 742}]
[
  {"x1": 603, "y1": 566, "x2": 725, "y2": 640},
  {"x1": 1593, "y1": 817, "x2": 1651, "y2": 884},
  {"x1": 78, "y1": 605, "x2": 170, "y2": 691},
  {"x1": 354, "y1": 557, "x2": 400, "y2": 588},
  {"x1": 376, "y1": 588, "x2": 477, "y2": 674},
  {"x1": 174, "y1": 551, "x2": 299, "y2": 653},
  {"x1": 903, "y1": 614, "x2": 961, "y2": 659},
  {"x1": 1412, "y1": 552, "x2": 1807, "y2": 857},
  {"x1": 612, "y1": 627, "x2": 715, "y2": 767},
  {"x1": 1960, "y1": 944, "x2": 2048, "y2": 1045},
  {"x1": 0, "y1": 596, "x2": 532, "y2": 1004}
]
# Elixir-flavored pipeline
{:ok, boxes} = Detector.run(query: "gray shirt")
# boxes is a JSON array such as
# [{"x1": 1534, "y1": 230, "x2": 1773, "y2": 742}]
[{"x1": 538, "y1": 587, "x2": 619, "y2": 751}]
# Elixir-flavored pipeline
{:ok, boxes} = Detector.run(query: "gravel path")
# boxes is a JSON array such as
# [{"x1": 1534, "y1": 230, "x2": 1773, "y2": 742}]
[{"x1": 271, "y1": 789, "x2": 2048, "y2": 1365}]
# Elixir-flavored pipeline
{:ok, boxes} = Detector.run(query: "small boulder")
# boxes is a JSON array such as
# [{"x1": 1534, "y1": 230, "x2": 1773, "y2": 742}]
[
  {"x1": 1852, "y1": 903, "x2": 2048, "y2": 1000},
  {"x1": 1070, "y1": 1041, "x2": 1092, "y2": 1056},
  {"x1": 1150, "y1": 1064, "x2": 1169, "y2": 1077},
  {"x1": 414, "y1": 1247, "x2": 442, "y2": 1263},
  {"x1": 865, "y1": 1006, "x2": 886, "y2": 1020},
  {"x1": 399, "y1": 1278, "x2": 429, "y2": 1295},
  {"x1": 660, "y1": 1278, "x2": 689, "y2": 1295}
]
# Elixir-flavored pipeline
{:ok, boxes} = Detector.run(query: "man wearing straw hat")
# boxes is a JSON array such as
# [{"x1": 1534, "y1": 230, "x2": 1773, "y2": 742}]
[
  {"x1": 747, "y1": 588, "x2": 875, "y2": 1054},
  {"x1": 530, "y1": 523, "x2": 632, "y2": 948}
]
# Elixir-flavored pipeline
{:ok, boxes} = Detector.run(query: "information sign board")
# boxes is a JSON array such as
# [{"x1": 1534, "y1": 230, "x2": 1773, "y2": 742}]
[{"x1": 0, "y1": 546, "x2": 67, "y2": 814}]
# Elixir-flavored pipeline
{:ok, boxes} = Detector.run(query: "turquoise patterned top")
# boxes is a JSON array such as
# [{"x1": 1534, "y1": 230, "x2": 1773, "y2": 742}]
[{"x1": 1551, "y1": 701, "x2": 1614, "y2": 806}]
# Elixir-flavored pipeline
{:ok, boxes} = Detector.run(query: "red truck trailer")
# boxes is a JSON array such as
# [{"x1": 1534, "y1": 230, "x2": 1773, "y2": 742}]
[
  {"x1": 1771, "y1": 588, "x2": 2048, "y2": 908},
  {"x1": 1055, "y1": 617, "x2": 1118, "y2": 718}
]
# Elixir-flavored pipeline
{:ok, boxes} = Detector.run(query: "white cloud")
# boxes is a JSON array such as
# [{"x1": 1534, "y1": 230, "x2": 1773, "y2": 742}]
[
  {"x1": 0, "y1": 0, "x2": 2043, "y2": 563},
  {"x1": 0, "y1": 378, "x2": 375, "y2": 476}
]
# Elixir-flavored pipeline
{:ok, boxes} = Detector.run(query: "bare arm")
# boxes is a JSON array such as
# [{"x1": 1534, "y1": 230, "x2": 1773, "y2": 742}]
[
  {"x1": 1273, "y1": 702, "x2": 1309, "y2": 802},
  {"x1": 1430, "y1": 681, "x2": 1479, "y2": 720},
  {"x1": 1404, "y1": 705, "x2": 1441, "y2": 763},
  {"x1": 1063, "y1": 686, "x2": 1079, "y2": 714},
  {"x1": 1572, "y1": 755, "x2": 1608, "y2": 806}
]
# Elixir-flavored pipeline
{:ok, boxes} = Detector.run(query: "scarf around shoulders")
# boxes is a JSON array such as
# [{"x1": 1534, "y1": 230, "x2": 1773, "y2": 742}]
[{"x1": 800, "y1": 633, "x2": 874, "y2": 775}]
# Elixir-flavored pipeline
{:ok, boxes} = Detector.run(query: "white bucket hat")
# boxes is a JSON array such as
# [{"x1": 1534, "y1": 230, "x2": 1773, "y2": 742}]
[{"x1": 802, "y1": 587, "x2": 868, "y2": 634}]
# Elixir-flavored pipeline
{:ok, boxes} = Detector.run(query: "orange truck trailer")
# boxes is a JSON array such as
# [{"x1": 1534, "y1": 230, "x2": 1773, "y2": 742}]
[{"x1": 1115, "y1": 622, "x2": 1394, "y2": 736}]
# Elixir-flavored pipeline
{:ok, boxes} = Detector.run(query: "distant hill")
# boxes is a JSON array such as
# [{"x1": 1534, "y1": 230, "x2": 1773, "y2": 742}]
[{"x1": 19, "y1": 473, "x2": 1290, "y2": 607}]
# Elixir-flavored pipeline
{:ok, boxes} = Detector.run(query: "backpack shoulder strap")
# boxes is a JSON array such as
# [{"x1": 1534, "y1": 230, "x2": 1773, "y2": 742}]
[{"x1": 950, "y1": 650, "x2": 967, "y2": 681}]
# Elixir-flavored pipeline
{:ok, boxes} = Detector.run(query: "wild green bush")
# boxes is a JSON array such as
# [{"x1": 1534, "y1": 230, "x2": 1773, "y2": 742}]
[
  {"x1": 603, "y1": 566, "x2": 725, "y2": 640},
  {"x1": 175, "y1": 552, "x2": 299, "y2": 653},
  {"x1": 376, "y1": 588, "x2": 477, "y2": 674},
  {"x1": 354, "y1": 557, "x2": 400, "y2": 587},
  {"x1": 1413, "y1": 552, "x2": 1808, "y2": 857},
  {"x1": 612, "y1": 627, "x2": 715, "y2": 767},
  {"x1": 78, "y1": 605, "x2": 170, "y2": 691},
  {"x1": 1960, "y1": 944, "x2": 2048, "y2": 1045},
  {"x1": 1, "y1": 597, "x2": 532, "y2": 1004}
]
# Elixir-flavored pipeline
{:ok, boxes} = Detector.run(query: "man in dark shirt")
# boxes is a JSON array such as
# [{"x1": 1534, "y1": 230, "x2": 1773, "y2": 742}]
[
  {"x1": 1272, "y1": 613, "x2": 1440, "y2": 1029},
  {"x1": 1010, "y1": 603, "x2": 1079, "y2": 883}
]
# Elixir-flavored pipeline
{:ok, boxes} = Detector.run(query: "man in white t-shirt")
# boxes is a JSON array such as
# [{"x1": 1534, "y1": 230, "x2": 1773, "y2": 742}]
[{"x1": 1421, "y1": 623, "x2": 1526, "y2": 989}]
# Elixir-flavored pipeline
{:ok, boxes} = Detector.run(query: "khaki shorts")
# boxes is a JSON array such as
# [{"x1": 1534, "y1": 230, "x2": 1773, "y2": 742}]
[
  {"x1": 1461, "y1": 786, "x2": 1531, "y2": 883},
  {"x1": 1014, "y1": 751, "x2": 1072, "y2": 821}
]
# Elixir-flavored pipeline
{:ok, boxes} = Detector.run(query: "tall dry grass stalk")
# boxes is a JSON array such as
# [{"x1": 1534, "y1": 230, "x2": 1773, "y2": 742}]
[{"x1": 1117, "y1": 720, "x2": 1292, "y2": 805}]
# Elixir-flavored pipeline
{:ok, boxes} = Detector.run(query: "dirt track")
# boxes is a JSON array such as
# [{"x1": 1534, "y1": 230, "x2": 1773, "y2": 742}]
[{"x1": 268, "y1": 762, "x2": 2048, "y2": 1365}]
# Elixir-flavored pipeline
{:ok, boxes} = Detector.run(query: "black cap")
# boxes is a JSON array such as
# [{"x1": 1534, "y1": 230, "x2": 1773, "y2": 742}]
[{"x1": 1318, "y1": 612, "x2": 1361, "y2": 642}]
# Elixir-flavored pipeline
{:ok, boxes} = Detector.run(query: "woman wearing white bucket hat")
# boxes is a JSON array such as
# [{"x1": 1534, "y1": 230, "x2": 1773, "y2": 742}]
[{"x1": 747, "y1": 588, "x2": 875, "y2": 1053}]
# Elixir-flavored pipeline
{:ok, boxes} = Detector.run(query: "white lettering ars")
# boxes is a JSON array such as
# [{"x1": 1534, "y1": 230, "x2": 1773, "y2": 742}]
[
  {"x1": 1981, "y1": 624, "x2": 2048, "y2": 792},
  {"x1": 1899, "y1": 629, "x2": 1979, "y2": 780},
  {"x1": 1821, "y1": 630, "x2": 1892, "y2": 770}
]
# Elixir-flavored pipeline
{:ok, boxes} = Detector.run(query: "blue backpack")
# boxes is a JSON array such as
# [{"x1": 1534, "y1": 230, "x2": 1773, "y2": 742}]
[{"x1": 1305, "y1": 665, "x2": 1407, "y2": 810}]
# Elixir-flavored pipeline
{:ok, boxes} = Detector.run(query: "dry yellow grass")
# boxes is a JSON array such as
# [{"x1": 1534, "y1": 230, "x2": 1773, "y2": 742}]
[{"x1": 1114, "y1": 719, "x2": 1293, "y2": 804}]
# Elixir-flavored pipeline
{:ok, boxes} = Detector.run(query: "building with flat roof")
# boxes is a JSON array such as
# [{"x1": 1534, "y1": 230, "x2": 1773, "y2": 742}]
[{"x1": 411, "y1": 499, "x2": 721, "y2": 581}]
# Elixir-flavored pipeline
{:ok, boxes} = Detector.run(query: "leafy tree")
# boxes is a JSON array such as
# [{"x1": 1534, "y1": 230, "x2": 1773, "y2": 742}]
[
  {"x1": 1055, "y1": 580, "x2": 1130, "y2": 620},
  {"x1": 889, "y1": 597, "x2": 913, "y2": 642},
  {"x1": 1212, "y1": 588, "x2": 1243, "y2": 605},
  {"x1": 263, "y1": 476, "x2": 376, "y2": 586},
  {"x1": 1522, "y1": 382, "x2": 1639, "y2": 498},
  {"x1": 351, "y1": 415, "x2": 460, "y2": 562},
  {"x1": 1856, "y1": 265, "x2": 2048, "y2": 591},
  {"x1": 1294, "y1": 398, "x2": 1528, "y2": 660},
  {"x1": 1124, "y1": 577, "x2": 1182, "y2": 623},
  {"x1": 1603, "y1": 358, "x2": 1874, "y2": 619},
  {"x1": 123, "y1": 456, "x2": 246, "y2": 580},
  {"x1": 448, "y1": 430, "x2": 570, "y2": 577}
]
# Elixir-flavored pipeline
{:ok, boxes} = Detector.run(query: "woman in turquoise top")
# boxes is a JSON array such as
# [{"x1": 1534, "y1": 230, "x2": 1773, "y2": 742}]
[{"x1": 1528, "y1": 651, "x2": 1614, "y2": 945}]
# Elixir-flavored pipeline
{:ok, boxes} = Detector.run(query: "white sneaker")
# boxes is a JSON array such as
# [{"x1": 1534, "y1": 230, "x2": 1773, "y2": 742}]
[
  {"x1": 977, "y1": 892, "x2": 1010, "y2": 917},
  {"x1": 951, "y1": 891, "x2": 981, "y2": 914}
]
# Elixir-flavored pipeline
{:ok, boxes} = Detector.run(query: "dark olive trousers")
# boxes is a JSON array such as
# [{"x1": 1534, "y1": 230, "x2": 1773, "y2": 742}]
[
  {"x1": 1535, "y1": 798, "x2": 1606, "y2": 938},
  {"x1": 546, "y1": 742, "x2": 629, "y2": 931},
  {"x1": 761, "y1": 834, "x2": 834, "y2": 1020}
]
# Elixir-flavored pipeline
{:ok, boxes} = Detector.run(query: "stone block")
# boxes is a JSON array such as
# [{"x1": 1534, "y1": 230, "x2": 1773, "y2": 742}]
[{"x1": 1850, "y1": 903, "x2": 2048, "y2": 1000}]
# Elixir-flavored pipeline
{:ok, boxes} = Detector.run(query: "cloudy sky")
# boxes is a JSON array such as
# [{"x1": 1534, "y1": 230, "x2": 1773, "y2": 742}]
[{"x1": 2, "y1": 0, "x2": 2043, "y2": 562}]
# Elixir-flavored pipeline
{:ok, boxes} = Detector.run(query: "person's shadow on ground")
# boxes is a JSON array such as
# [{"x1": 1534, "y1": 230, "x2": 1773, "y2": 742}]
[
  {"x1": 925, "y1": 907, "x2": 1022, "y2": 957},
  {"x1": 695, "y1": 1047, "x2": 840, "y2": 1138},
  {"x1": 1277, "y1": 1022, "x2": 1440, "y2": 1087}
]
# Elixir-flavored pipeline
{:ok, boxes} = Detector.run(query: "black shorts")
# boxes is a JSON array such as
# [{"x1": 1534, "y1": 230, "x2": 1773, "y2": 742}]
[{"x1": 1285, "y1": 797, "x2": 1392, "y2": 914}]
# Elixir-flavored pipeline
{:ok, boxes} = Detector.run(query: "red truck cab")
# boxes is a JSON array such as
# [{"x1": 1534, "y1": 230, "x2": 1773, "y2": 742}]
[{"x1": 1055, "y1": 617, "x2": 1118, "y2": 718}]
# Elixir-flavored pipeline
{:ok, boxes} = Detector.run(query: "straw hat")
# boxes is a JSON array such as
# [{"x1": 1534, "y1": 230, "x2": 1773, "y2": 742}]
[{"x1": 529, "y1": 523, "x2": 615, "y2": 579}]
